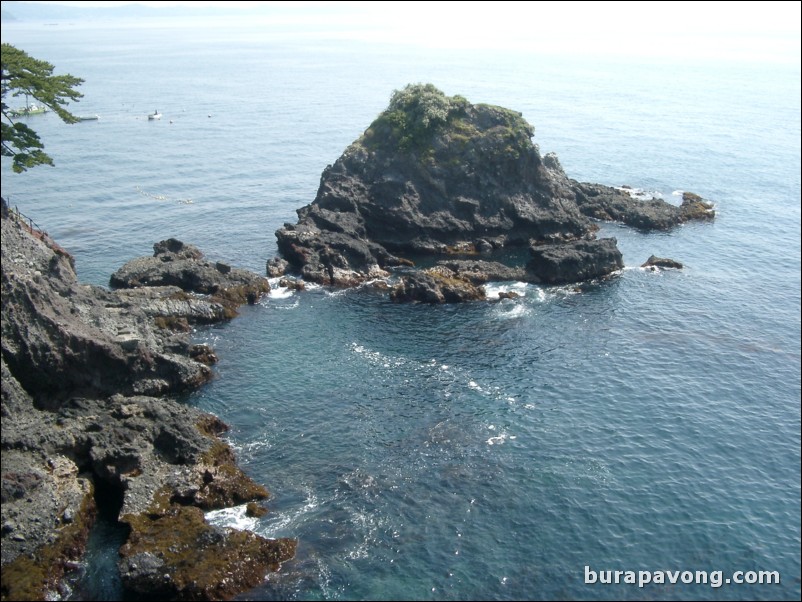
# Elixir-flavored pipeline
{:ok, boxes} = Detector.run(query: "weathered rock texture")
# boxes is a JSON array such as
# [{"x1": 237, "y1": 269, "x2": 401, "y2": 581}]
[
  {"x1": 642, "y1": 255, "x2": 684, "y2": 270},
  {"x1": 573, "y1": 184, "x2": 715, "y2": 230},
  {"x1": 273, "y1": 84, "x2": 713, "y2": 301},
  {"x1": 1, "y1": 210, "x2": 293, "y2": 601},
  {"x1": 110, "y1": 237, "x2": 270, "y2": 320},
  {"x1": 528, "y1": 238, "x2": 624, "y2": 284}
]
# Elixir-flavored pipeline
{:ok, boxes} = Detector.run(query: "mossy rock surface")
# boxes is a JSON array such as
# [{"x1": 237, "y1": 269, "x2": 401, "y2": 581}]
[
  {"x1": 1, "y1": 479, "x2": 96, "y2": 602},
  {"x1": 120, "y1": 504, "x2": 296, "y2": 601}
]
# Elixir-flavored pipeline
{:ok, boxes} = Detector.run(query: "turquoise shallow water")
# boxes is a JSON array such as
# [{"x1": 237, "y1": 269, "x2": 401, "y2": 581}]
[{"x1": 2, "y1": 18, "x2": 800, "y2": 601}]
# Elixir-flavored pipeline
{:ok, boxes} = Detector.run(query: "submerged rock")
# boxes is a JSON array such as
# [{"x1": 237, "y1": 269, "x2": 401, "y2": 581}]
[{"x1": 272, "y1": 84, "x2": 706, "y2": 301}]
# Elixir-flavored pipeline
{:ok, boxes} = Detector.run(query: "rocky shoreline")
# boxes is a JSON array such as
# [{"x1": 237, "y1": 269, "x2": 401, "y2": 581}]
[
  {"x1": 1, "y1": 207, "x2": 295, "y2": 601},
  {"x1": 269, "y1": 85, "x2": 713, "y2": 301},
  {"x1": 1, "y1": 85, "x2": 714, "y2": 600}
]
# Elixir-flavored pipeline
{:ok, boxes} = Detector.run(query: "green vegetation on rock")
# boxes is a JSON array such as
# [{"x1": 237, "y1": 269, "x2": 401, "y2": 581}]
[
  {"x1": 0, "y1": 484, "x2": 95, "y2": 602},
  {"x1": 360, "y1": 83, "x2": 535, "y2": 162},
  {"x1": 362, "y1": 83, "x2": 469, "y2": 153}
]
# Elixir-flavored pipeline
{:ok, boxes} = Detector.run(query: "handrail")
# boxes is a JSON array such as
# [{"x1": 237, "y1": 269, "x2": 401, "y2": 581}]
[{"x1": 7, "y1": 204, "x2": 47, "y2": 236}]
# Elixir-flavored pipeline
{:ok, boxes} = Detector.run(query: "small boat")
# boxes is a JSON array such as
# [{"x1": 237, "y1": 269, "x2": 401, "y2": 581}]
[
  {"x1": 9, "y1": 103, "x2": 49, "y2": 118},
  {"x1": 148, "y1": 110, "x2": 162, "y2": 120},
  {"x1": 77, "y1": 115, "x2": 99, "y2": 121}
]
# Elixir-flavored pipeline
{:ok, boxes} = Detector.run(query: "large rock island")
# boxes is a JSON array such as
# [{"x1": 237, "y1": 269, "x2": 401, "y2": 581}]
[
  {"x1": 273, "y1": 84, "x2": 713, "y2": 301},
  {"x1": 1, "y1": 205, "x2": 294, "y2": 601}
]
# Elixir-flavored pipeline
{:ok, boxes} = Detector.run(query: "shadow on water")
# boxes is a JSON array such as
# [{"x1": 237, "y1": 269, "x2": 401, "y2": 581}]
[{"x1": 67, "y1": 478, "x2": 129, "y2": 601}]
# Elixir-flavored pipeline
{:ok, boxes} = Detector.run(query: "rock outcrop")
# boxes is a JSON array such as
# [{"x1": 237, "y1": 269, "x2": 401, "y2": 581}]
[
  {"x1": 272, "y1": 84, "x2": 713, "y2": 301},
  {"x1": 1, "y1": 209, "x2": 293, "y2": 601},
  {"x1": 110, "y1": 238, "x2": 270, "y2": 320},
  {"x1": 528, "y1": 238, "x2": 624, "y2": 284},
  {"x1": 390, "y1": 266, "x2": 486, "y2": 304},
  {"x1": 572, "y1": 183, "x2": 715, "y2": 230},
  {"x1": 642, "y1": 255, "x2": 684, "y2": 270}
]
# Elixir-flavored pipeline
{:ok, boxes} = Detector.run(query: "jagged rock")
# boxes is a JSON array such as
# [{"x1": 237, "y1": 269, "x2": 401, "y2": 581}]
[
  {"x1": 189, "y1": 344, "x2": 218, "y2": 366},
  {"x1": 0, "y1": 449, "x2": 95, "y2": 602},
  {"x1": 114, "y1": 286, "x2": 228, "y2": 326},
  {"x1": 246, "y1": 502, "x2": 269, "y2": 518},
  {"x1": 110, "y1": 239, "x2": 270, "y2": 319},
  {"x1": 527, "y1": 238, "x2": 624, "y2": 284},
  {"x1": 273, "y1": 84, "x2": 710, "y2": 302},
  {"x1": 642, "y1": 255, "x2": 684, "y2": 270},
  {"x1": 276, "y1": 84, "x2": 595, "y2": 289},
  {"x1": 119, "y1": 504, "x2": 295, "y2": 601},
  {"x1": 572, "y1": 182, "x2": 715, "y2": 230},
  {"x1": 266, "y1": 257, "x2": 289, "y2": 277},
  {"x1": 390, "y1": 267, "x2": 486, "y2": 303},
  {"x1": 1, "y1": 218, "x2": 212, "y2": 404},
  {"x1": 436, "y1": 259, "x2": 527, "y2": 284},
  {"x1": 278, "y1": 276, "x2": 305, "y2": 291},
  {"x1": 153, "y1": 238, "x2": 204, "y2": 261},
  {"x1": 679, "y1": 191, "x2": 716, "y2": 221},
  {"x1": 1, "y1": 212, "x2": 295, "y2": 600}
]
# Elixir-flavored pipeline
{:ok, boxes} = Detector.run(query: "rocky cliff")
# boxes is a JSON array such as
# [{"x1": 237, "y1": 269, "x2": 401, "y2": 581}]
[
  {"x1": 272, "y1": 84, "x2": 713, "y2": 301},
  {"x1": 1, "y1": 208, "x2": 293, "y2": 601}
]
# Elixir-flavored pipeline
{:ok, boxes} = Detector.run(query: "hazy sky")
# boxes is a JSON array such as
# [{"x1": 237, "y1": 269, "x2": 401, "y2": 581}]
[{"x1": 8, "y1": 1, "x2": 802, "y2": 63}]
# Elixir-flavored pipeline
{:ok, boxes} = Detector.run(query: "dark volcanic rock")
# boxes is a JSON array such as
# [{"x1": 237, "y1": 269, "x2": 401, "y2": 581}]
[
  {"x1": 275, "y1": 84, "x2": 595, "y2": 288},
  {"x1": 273, "y1": 84, "x2": 712, "y2": 301},
  {"x1": 111, "y1": 238, "x2": 270, "y2": 319},
  {"x1": 119, "y1": 504, "x2": 295, "y2": 601},
  {"x1": 642, "y1": 255, "x2": 684, "y2": 269},
  {"x1": 527, "y1": 238, "x2": 624, "y2": 284},
  {"x1": 390, "y1": 267, "x2": 486, "y2": 303},
  {"x1": 679, "y1": 191, "x2": 716, "y2": 222},
  {"x1": 436, "y1": 259, "x2": 527, "y2": 284},
  {"x1": 1, "y1": 212, "x2": 295, "y2": 600},
  {"x1": 572, "y1": 182, "x2": 715, "y2": 230},
  {"x1": 1, "y1": 219, "x2": 212, "y2": 403}
]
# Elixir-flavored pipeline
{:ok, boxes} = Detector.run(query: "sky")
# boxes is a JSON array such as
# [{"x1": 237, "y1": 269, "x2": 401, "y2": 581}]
[{"x1": 6, "y1": 1, "x2": 802, "y2": 63}]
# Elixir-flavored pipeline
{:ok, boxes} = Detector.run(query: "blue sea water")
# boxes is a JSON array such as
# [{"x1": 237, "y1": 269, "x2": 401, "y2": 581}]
[{"x1": 1, "y1": 17, "x2": 800, "y2": 601}]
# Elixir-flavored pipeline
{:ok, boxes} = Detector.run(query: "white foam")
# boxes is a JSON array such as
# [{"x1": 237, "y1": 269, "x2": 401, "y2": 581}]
[
  {"x1": 205, "y1": 504, "x2": 259, "y2": 531},
  {"x1": 486, "y1": 430, "x2": 517, "y2": 446},
  {"x1": 495, "y1": 303, "x2": 531, "y2": 319},
  {"x1": 324, "y1": 287, "x2": 350, "y2": 297},
  {"x1": 269, "y1": 286, "x2": 295, "y2": 299},
  {"x1": 351, "y1": 342, "x2": 518, "y2": 407},
  {"x1": 233, "y1": 438, "x2": 273, "y2": 460},
  {"x1": 484, "y1": 280, "x2": 528, "y2": 299},
  {"x1": 617, "y1": 186, "x2": 663, "y2": 201},
  {"x1": 259, "y1": 487, "x2": 320, "y2": 537}
]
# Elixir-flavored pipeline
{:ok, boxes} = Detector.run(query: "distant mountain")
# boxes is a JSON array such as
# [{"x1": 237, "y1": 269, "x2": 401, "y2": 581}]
[{"x1": 0, "y1": 1, "x2": 243, "y2": 22}]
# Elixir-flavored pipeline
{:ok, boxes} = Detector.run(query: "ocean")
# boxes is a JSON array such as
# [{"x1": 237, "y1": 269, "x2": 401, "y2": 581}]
[{"x1": 1, "y1": 16, "x2": 800, "y2": 601}]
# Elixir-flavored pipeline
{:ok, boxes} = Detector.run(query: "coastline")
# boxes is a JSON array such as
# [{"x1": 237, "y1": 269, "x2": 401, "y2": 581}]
[{"x1": 0, "y1": 202, "x2": 295, "y2": 601}]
